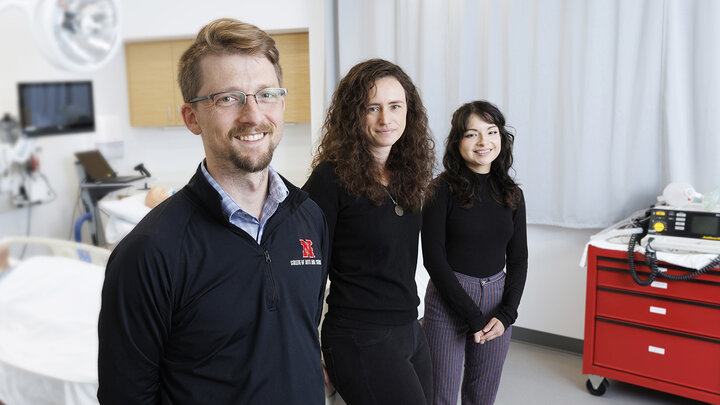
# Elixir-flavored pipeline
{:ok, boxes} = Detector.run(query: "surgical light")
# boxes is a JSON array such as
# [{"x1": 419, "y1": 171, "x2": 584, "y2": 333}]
[{"x1": 1, "y1": 0, "x2": 121, "y2": 72}]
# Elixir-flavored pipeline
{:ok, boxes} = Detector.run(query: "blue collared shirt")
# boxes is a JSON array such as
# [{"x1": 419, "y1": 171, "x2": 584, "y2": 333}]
[{"x1": 201, "y1": 162, "x2": 289, "y2": 242}]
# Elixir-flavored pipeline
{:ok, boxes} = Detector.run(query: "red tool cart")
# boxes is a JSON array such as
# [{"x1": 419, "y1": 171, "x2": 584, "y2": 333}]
[{"x1": 583, "y1": 245, "x2": 720, "y2": 404}]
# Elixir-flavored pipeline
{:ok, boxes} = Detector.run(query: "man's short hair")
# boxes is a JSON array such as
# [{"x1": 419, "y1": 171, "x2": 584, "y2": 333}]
[{"x1": 178, "y1": 18, "x2": 282, "y2": 103}]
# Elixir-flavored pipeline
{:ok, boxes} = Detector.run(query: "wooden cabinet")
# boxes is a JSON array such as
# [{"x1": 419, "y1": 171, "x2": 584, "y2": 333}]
[
  {"x1": 583, "y1": 245, "x2": 720, "y2": 404},
  {"x1": 273, "y1": 32, "x2": 310, "y2": 123},
  {"x1": 125, "y1": 33, "x2": 310, "y2": 127},
  {"x1": 125, "y1": 39, "x2": 191, "y2": 126}
]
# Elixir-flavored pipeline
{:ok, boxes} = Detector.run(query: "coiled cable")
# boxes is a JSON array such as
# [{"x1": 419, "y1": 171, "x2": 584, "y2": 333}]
[
  {"x1": 628, "y1": 234, "x2": 720, "y2": 286},
  {"x1": 627, "y1": 232, "x2": 657, "y2": 286}
]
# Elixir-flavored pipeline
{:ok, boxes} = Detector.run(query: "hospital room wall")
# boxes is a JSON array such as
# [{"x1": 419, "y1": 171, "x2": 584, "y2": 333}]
[
  {"x1": 0, "y1": 1, "x2": 593, "y2": 341},
  {"x1": 112, "y1": 0, "x2": 324, "y2": 189},
  {"x1": 0, "y1": 0, "x2": 320, "y2": 237},
  {"x1": 0, "y1": 6, "x2": 124, "y2": 241}
]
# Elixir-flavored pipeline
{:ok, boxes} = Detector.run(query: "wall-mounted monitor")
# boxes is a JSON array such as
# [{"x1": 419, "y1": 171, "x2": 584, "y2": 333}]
[{"x1": 18, "y1": 81, "x2": 95, "y2": 137}]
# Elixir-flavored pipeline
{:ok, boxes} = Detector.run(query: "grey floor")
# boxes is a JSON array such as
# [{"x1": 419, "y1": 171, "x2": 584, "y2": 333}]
[{"x1": 494, "y1": 340, "x2": 707, "y2": 405}]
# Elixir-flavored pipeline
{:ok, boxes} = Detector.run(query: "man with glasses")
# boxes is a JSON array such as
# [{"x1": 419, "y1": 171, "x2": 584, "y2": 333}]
[{"x1": 98, "y1": 18, "x2": 328, "y2": 404}]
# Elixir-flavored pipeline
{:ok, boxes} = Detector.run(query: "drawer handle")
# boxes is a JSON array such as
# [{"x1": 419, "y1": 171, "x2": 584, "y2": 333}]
[
  {"x1": 648, "y1": 345, "x2": 665, "y2": 355},
  {"x1": 649, "y1": 306, "x2": 667, "y2": 315},
  {"x1": 650, "y1": 281, "x2": 668, "y2": 289}
]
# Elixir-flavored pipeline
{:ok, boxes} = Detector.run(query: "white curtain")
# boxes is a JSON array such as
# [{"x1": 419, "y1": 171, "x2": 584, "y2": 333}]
[
  {"x1": 327, "y1": 0, "x2": 720, "y2": 228},
  {"x1": 662, "y1": 1, "x2": 720, "y2": 195}
]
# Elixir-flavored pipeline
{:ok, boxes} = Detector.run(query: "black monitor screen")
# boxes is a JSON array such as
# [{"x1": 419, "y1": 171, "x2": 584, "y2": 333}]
[
  {"x1": 691, "y1": 215, "x2": 720, "y2": 236},
  {"x1": 18, "y1": 81, "x2": 95, "y2": 136}
]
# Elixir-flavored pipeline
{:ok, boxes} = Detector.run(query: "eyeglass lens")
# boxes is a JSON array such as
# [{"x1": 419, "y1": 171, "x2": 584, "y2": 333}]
[{"x1": 212, "y1": 88, "x2": 285, "y2": 108}]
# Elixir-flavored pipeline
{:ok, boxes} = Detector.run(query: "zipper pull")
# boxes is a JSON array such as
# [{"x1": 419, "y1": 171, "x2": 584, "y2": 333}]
[{"x1": 264, "y1": 250, "x2": 271, "y2": 263}]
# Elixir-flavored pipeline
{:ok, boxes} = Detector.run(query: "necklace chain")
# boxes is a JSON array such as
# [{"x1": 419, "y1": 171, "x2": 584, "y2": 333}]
[
  {"x1": 384, "y1": 187, "x2": 398, "y2": 205},
  {"x1": 384, "y1": 187, "x2": 404, "y2": 217}
]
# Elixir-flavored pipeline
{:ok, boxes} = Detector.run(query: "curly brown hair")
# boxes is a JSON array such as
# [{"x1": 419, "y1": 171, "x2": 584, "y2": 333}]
[
  {"x1": 312, "y1": 59, "x2": 435, "y2": 212},
  {"x1": 177, "y1": 18, "x2": 281, "y2": 102},
  {"x1": 438, "y1": 100, "x2": 521, "y2": 210}
]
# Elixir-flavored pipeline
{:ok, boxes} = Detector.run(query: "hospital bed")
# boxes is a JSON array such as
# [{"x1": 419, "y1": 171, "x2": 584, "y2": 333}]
[
  {"x1": 0, "y1": 237, "x2": 110, "y2": 405},
  {"x1": 97, "y1": 190, "x2": 152, "y2": 245},
  {"x1": 96, "y1": 185, "x2": 177, "y2": 245},
  {"x1": 0, "y1": 235, "x2": 427, "y2": 405}
]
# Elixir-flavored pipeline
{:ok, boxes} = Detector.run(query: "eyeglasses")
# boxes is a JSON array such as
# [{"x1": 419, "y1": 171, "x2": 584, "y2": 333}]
[{"x1": 187, "y1": 88, "x2": 288, "y2": 109}]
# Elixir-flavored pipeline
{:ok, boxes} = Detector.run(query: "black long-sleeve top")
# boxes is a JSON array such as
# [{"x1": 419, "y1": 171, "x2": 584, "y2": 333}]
[
  {"x1": 421, "y1": 173, "x2": 528, "y2": 332},
  {"x1": 98, "y1": 165, "x2": 328, "y2": 404},
  {"x1": 302, "y1": 161, "x2": 421, "y2": 325}
]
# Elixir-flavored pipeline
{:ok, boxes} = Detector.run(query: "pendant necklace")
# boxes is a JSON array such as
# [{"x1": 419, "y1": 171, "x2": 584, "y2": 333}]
[{"x1": 384, "y1": 188, "x2": 404, "y2": 217}]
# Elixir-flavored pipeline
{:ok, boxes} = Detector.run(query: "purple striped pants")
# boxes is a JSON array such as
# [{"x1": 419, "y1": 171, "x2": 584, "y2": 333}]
[{"x1": 422, "y1": 271, "x2": 511, "y2": 405}]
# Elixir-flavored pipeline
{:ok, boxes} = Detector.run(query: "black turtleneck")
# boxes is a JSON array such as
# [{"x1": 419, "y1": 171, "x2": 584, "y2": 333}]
[
  {"x1": 421, "y1": 173, "x2": 528, "y2": 332},
  {"x1": 303, "y1": 161, "x2": 421, "y2": 325}
]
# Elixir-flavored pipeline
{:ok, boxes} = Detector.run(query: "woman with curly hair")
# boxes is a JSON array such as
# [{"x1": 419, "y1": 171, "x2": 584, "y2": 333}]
[
  {"x1": 421, "y1": 100, "x2": 528, "y2": 405},
  {"x1": 303, "y1": 58, "x2": 435, "y2": 404}
]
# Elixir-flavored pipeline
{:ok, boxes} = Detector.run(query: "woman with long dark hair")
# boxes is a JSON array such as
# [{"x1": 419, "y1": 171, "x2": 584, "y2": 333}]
[
  {"x1": 303, "y1": 58, "x2": 435, "y2": 404},
  {"x1": 421, "y1": 100, "x2": 528, "y2": 405}
]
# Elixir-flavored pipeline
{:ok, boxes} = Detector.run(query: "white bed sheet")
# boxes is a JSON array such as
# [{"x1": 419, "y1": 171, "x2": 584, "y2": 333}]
[
  {"x1": 98, "y1": 191, "x2": 151, "y2": 244},
  {"x1": 0, "y1": 255, "x2": 104, "y2": 405}
]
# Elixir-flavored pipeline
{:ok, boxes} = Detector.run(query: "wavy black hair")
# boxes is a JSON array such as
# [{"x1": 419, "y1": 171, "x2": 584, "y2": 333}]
[
  {"x1": 313, "y1": 59, "x2": 435, "y2": 212},
  {"x1": 437, "y1": 100, "x2": 521, "y2": 209}
]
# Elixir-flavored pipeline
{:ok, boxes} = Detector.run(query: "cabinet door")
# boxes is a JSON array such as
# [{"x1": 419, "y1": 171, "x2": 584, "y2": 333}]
[
  {"x1": 274, "y1": 33, "x2": 310, "y2": 122},
  {"x1": 170, "y1": 39, "x2": 194, "y2": 126},
  {"x1": 125, "y1": 42, "x2": 177, "y2": 126},
  {"x1": 596, "y1": 288, "x2": 720, "y2": 339},
  {"x1": 126, "y1": 34, "x2": 310, "y2": 126},
  {"x1": 594, "y1": 320, "x2": 720, "y2": 394}
]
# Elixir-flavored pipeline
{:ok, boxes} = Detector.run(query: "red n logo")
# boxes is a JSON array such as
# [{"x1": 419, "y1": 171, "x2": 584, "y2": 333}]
[{"x1": 299, "y1": 239, "x2": 315, "y2": 258}]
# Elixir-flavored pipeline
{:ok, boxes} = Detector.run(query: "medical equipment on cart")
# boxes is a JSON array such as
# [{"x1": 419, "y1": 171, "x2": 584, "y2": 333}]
[
  {"x1": 0, "y1": 114, "x2": 55, "y2": 207},
  {"x1": 584, "y1": 182, "x2": 720, "y2": 276},
  {"x1": 643, "y1": 206, "x2": 720, "y2": 254},
  {"x1": 625, "y1": 184, "x2": 720, "y2": 286},
  {"x1": 582, "y1": 183, "x2": 720, "y2": 402}
]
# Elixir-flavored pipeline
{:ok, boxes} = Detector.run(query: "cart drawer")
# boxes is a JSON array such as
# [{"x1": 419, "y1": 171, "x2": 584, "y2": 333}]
[
  {"x1": 594, "y1": 319, "x2": 720, "y2": 394},
  {"x1": 596, "y1": 268, "x2": 720, "y2": 305},
  {"x1": 596, "y1": 250, "x2": 720, "y2": 283},
  {"x1": 596, "y1": 289, "x2": 720, "y2": 339},
  {"x1": 597, "y1": 256, "x2": 720, "y2": 283}
]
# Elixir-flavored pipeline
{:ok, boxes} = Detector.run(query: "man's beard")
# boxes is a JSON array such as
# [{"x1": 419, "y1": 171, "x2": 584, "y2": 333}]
[{"x1": 228, "y1": 125, "x2": 278, "y2": 173}]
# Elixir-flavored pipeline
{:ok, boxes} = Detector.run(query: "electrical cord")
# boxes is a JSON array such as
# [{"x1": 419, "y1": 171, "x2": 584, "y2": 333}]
[
  {"x1": 19, "y1": 203, "x2": 31, "y2": 260},
  {"x1": 68, "y1": 189, "x2": 83, "y2": 240},
  {"x1": 628, "y1": 214, "x2": 720, "y2": 285},
  {"x1": 14, "y1": 166, "x2": 56, "y2": 258},
  {"x1": 627, "y1": 231, "x2": 657, "y2": 286},
  {"x1": 36, "y1": 172, "x2": 56, "y2": 203},
  {"x1": 646, "y1": 237, "x2": 720, "y2": 281},
  {"x1": 15, "y1": 170, "x2": 33, "y2": 260},
  {"x1": 627, "y1": 213, "x2": 660, "y2": 286}
]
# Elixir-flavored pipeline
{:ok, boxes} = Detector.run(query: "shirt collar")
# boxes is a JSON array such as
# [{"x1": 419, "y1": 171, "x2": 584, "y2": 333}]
[
  {"x1": 200, "y1": 161, "x2": 289, "y2": 222},
  {"x1": 266, "y1": 165, "x2": 290, "y2": 208}
]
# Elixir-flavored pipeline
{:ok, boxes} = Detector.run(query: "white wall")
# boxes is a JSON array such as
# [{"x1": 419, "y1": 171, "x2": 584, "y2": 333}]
[
  {"x1": 517, "y1": 225, "x2": 598, "y2": 339},
  {"x1": 0, "y1": 5, "x2": 123, "y2": 240},
  {"x1": 0, "y1": 0, "x2": 321, "y2": 241},
  {"x1": 0, "y1": 1, "x2": 598, "y2": 341}
]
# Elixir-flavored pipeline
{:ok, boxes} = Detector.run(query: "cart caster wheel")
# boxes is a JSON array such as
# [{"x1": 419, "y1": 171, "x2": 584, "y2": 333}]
[{"x1": 586, "y1": 377, "x2": 609, "y2": 396}]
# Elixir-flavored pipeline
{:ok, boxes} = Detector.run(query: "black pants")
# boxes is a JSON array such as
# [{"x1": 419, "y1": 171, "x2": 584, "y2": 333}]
[{"x1": 321, "y1": 316, "x2": 433, "y2": 405}]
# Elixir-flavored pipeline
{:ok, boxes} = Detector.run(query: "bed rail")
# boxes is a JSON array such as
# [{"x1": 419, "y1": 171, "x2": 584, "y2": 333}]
[{"x1": 0, "y1": 236, "x2": 111, "y2": 266}]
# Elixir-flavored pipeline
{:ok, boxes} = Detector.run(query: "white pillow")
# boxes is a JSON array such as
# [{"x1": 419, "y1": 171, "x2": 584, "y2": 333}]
[{"x1": 98, "y1": 192, "x2": 150, "y2": 224}]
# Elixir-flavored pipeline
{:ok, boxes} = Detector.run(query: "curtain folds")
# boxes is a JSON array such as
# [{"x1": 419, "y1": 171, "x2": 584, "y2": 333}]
[{"x1": 330, "y1": 0, "x2": 720, "y2": 228}]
